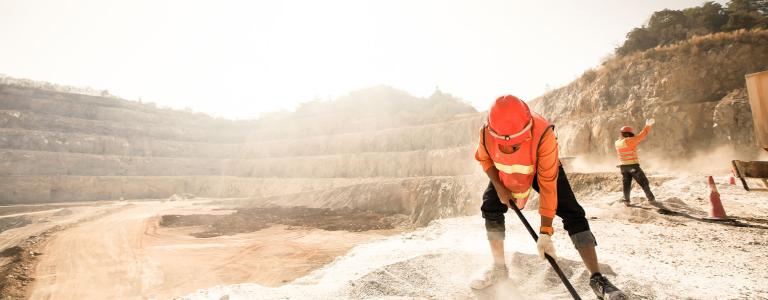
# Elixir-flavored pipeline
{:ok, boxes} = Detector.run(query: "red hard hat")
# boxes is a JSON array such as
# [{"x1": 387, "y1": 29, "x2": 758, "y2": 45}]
[
  {"x1": 620, "y1": 126, "x2": 634, "y2": 133},
  {"x1": 488, "y1": 95, "x2": 532, "y2": 145}
]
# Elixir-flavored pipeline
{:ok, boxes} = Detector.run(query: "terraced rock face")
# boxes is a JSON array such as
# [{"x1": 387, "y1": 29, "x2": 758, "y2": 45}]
[{"x1": 0, "y1": 83, "x2": 485, "y2": 225}]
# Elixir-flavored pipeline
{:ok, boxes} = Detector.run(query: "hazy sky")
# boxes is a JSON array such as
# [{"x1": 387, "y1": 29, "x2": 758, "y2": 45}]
[{"x1": 0, "y1": 0, "x2": 723, "y2": 119}]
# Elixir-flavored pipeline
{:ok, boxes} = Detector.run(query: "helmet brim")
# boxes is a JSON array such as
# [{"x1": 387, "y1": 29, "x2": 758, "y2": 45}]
[{"x1": 489, "y1": 119, "x2": 532, "y2": 145}]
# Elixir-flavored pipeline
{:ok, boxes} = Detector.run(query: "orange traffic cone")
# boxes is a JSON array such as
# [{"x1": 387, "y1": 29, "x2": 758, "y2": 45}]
[
  {"x1": 705, "y1": 176, "x2": 731, "y2": 221},
  {"x1": 729, "y1": 176, "x2": 736, "y2": 185}
]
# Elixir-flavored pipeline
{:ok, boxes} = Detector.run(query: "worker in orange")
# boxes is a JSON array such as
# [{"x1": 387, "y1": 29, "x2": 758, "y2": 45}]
[
  {"x1": 471, "y1": 95, "x2": 625, "y2": 300},
  {"x1": 615, "y1": 120, "x2": 656, "y2": 206}
]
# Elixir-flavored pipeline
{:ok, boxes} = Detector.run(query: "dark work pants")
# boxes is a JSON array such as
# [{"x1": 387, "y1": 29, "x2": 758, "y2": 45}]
[
  {"x1": 620, "y1": 163, "x2": 655, "y2": 202},
  {"x1": 481, "y1": 165, "x2": 591, "y2": 241}
]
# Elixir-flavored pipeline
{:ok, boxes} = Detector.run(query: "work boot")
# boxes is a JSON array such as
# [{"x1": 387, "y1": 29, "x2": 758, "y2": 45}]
[
  {"x1": 590, "y1": 273, "x2": 626, "y2": 300},
  {"x1": 469, "y1": 265, "x2": 508, "y2": 290},
  {"x1": 620, "y1": 199, "x2": 630, "y2": 207}
]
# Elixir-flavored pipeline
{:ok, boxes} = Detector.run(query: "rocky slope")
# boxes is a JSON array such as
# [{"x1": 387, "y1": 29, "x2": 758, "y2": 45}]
[
  {"x1": 530, "y1": 29, "x2": 768, "y2": 159},
  {"x1": 0, "y1": 83, "x2": 486, "y2": 226}
]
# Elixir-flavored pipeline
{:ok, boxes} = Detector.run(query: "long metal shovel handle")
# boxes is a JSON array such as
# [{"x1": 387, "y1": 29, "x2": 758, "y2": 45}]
[{"x1": 508, "y1": 202, "x2": 582, "y2": 300}]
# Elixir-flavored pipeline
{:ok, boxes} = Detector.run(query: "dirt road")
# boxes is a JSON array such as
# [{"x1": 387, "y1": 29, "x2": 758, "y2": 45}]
[
  {"x1": 0, "y1": 203, "x2": 119, "y2": 255},
  {"x1": 28, "y1": 200, "x2": 395, "y2": 299}
]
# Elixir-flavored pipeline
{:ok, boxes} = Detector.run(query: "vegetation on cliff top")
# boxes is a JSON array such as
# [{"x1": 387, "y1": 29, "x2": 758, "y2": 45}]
[{"x1": 617, "y1": 0, "x2": 768, "y2": 55}]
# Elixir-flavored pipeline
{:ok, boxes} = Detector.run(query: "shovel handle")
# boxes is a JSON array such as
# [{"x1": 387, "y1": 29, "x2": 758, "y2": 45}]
[{"x1": 508, "y1": 202, "x2": 582, "y2": 300}]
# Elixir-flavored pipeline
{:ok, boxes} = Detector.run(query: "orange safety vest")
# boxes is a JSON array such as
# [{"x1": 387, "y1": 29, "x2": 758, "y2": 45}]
[
  {"x1": 615, "y1": 138, "x2": 639, "y2": 165},
  {"x1": 483, "y1": 113, "x2": 553, "y2": 209}
]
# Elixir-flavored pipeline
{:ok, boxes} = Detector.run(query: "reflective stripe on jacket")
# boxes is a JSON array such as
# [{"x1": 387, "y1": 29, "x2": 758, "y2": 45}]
[
  {"x1": 615, "y1": 139, "x2": 639, "y2": 164},
  {"x1": 615, "y1": 125, "x2": 651, "y2": 165},
  {"x1": 474, "y1": 112, "x2": 559, "y2": 218}
]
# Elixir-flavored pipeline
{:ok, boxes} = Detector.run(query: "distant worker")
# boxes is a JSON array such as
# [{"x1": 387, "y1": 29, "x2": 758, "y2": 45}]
[
  {"x1": 471, "y1": 95, "x2": 625, "y2": 300},
  {"x1": 615, "y1": 119, "x2": 656, "y2": 205}
]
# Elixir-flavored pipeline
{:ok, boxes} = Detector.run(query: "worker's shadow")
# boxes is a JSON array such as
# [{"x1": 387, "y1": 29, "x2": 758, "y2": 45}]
[{"x1": 633, "y1": 201, "x2": 768, "y2": 230}]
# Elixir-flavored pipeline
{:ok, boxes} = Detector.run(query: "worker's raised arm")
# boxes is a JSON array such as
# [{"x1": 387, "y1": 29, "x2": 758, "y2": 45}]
[
  {"x1": 635, "y1": 119, "x2": 656, "y2": 143},
  {"x1": 536, "y1": 127, "x2": 558, "y2": 222},
  {"x1": 634, "y1": 125, "x2": 651, "y2": 141},
  {"x1": 629, "y1": 118, "x2": 654, "y2": 146}
]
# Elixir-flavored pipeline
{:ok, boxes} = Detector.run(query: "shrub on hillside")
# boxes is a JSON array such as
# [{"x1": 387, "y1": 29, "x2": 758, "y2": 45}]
[{"x1": 617, "y1": 0, "x2": 768, "y2": 56}]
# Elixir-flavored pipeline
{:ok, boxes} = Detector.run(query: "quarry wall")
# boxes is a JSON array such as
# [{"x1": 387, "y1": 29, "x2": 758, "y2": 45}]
[
  {"x1": 0, "y1": 84, "x2": 486, "y2": 225},
  {"x1": 531, "y1": 30, "x2": 768, "y2": 159}
]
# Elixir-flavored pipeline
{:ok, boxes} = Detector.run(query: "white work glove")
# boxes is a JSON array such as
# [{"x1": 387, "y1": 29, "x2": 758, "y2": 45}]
[
  {"x1": 645, "y1": 118, "x2": 655, "y2": 126},
  {"x1": 536, "y1": 234, "x2": 557, "y2": 260}
]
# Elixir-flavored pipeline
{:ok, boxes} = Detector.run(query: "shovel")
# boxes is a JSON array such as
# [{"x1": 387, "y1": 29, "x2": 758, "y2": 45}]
[{"x1": 507, "y1": 200, "x2": 582, "y2": 300}]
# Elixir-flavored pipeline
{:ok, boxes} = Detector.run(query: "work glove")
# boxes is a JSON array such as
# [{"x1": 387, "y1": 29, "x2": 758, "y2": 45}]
[
  {"x1": 537, "y1": 234, "x2": 557, "y2": 260},
  {"x1": 645, "y1": 118, "x2": 655, "y2": 126}
]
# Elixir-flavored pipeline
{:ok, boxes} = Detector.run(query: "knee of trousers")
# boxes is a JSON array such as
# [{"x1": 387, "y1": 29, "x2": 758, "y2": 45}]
[
  {"x1": 569, "y1": 230, "x2": 598, "y2": 249},
  {"x1": 484, "y1": 218, "x2": 505, "y2": 240},
  {"x1": 562, "y1": 217, "x2": 591, "y2": 237}
]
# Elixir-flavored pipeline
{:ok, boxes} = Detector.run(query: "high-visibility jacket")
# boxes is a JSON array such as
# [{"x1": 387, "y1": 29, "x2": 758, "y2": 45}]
[
  {"x1": 615, "y1": 125, "x2": 651, "y2": 165},
  {"x1": 474, "y1": 113, "x2": 559, "y2": 218}
]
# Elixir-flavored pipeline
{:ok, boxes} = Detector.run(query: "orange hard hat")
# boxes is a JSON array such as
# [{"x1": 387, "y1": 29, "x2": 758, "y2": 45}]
[
  {"x1": 488, "y1": 95, "x2": 532, "y2": 145},
  {"x1": 620, "y1": 126, "x2": 634, "y2": 133}
]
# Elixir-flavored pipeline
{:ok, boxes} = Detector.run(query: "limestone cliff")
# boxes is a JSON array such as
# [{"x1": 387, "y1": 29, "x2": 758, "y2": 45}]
[{"x1": 530, "y1": 29, "x2": 768, "y2": 159}]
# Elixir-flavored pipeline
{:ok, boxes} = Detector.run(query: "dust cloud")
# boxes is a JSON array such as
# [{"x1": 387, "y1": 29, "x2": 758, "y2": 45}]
[{"x1": 568, "y1": 145, "x2": 767, "y2": 175}]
